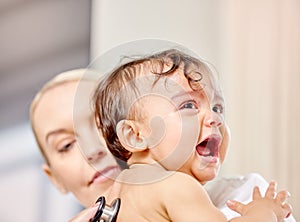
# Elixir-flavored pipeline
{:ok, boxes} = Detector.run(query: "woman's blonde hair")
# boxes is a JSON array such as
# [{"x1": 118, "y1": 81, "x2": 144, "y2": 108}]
[{"x1": 30, "y1": 68, "x2": 100, "y2": 164}]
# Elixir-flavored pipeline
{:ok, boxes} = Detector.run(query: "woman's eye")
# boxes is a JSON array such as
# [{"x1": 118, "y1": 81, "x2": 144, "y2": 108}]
[
  {"x1": 212, "y1": 104, "x2": 224, "y2": 114},
  {"x1": 58, "y1": 140, "x2": 76, "y2": 153},
  {"x1": 180, "y1": 101, "x2": 198, "y2": 110}
]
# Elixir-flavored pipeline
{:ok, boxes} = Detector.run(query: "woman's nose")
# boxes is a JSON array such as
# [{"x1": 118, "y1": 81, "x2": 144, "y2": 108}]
[
  {"x1": 87, "y1": 150, "x2": 106, "y2": 163},
  {"x1": 203, "y1": 110, "x2": 223, "y2": 127}
]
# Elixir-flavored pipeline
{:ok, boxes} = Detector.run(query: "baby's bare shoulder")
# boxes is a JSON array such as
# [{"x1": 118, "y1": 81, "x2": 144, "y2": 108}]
[{"x1": 158, "y1": 171, "x2": 206, "y2": 194}]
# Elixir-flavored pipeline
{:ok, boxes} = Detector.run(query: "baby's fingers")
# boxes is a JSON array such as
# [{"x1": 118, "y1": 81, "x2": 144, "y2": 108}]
[
  {"x1": 252, "y1": 186, "x2": 262, "y2": 200},
  {"x1": 265, "y1": 181, "x2": 277, "y2": 199},
  {"x1": 226, "y1": 200, "x2": 246, "y2": 215},
  {"x1": 275, "y1": 190, "x2": 290, "y2": 205},
  {"x1": 282, "y1": 203, "x2": 293, "y2": 218}
]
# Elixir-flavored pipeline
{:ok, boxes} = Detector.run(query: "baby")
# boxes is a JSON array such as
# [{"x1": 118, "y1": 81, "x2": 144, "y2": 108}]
[{"x1": 94, "y1": 49, "x2": 291, "y2": 221}]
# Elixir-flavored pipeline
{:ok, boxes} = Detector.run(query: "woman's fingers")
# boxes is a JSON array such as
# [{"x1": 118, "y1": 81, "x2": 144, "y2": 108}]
[{"x1": 69, "y1": 203, "x2": 99, "y2": 222}]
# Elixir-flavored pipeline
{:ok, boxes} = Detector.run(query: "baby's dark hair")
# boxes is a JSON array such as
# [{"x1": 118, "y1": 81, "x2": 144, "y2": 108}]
[{"x1": 94, "y1": 49, "x2": 213, "y2": 162}]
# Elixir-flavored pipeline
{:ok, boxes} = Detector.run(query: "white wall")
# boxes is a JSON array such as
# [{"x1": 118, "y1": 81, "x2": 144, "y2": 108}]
[{"x1": 90, "y1": 0, "x2": 221, "y2": 67}]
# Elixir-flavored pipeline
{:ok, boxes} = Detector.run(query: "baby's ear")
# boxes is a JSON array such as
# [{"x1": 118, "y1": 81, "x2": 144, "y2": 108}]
[{"x1": 116, "y1": 120, "x2": 147, "y2": 152}]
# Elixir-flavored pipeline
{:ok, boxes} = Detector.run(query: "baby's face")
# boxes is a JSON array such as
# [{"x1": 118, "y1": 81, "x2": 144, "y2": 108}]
[{"x1": 134, "y1": 65, "x2": 230, "y2": 184}]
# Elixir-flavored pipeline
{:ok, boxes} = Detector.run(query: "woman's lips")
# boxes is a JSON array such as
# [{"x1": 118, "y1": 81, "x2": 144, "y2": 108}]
[{"x1": 88, "y1": 166, "x2": 119, "y2": 186}]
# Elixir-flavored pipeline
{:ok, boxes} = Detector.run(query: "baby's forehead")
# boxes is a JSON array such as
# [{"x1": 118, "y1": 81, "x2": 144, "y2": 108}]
[
  {"x1": 135, "y1": 72, "x2": 220, "y2": 102},
  {"x1": 121, "y1": 56, "x2": 223, "y2": 109},
  {"x1": 137, "y1": 60, "x2": 216, "y2": 90}
]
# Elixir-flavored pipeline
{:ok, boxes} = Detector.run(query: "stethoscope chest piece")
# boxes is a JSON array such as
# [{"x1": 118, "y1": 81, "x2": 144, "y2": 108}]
[{"x1": 91, "y1": 196, "x2": 121, "y2": 222}]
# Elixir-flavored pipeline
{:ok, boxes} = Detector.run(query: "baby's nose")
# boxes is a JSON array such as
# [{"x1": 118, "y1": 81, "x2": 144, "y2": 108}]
[{"x1": 203, "y1": 111, "x2": 223, "y2": 127}]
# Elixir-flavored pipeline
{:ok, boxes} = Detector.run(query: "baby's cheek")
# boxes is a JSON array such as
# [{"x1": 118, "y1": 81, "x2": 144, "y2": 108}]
[
  {"x1": 160, "y1": 114, "x2": 201, "y2": 171},
  {"x1": 179, "y1": 115, "x2": 201, "y2": 150}
]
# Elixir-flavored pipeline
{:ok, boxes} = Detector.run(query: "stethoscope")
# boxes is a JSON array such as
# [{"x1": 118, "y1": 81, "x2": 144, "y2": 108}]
[{"x1": 90, "y1": 196, "x2": 121, "y2": 222}]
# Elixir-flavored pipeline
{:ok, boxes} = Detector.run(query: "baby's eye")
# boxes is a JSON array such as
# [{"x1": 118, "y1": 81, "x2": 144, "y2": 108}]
[
  {"x1": 180, "y1": 100, "x2": 198, "y2": 110},
  {"x1": 212, "y1": 104, "x2": 224, "y2": 114},
  {"x1": 58, "y1": 140, "x2": 76, "y2": 153}
]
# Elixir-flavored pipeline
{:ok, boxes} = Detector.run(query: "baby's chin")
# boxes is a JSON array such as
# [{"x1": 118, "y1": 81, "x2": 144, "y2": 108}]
[{"x1": 186, "y1": 164, "x2": 221, "y2": 185}]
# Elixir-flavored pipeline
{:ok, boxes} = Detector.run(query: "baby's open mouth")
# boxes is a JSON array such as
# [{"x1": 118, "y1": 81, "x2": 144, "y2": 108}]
[{"x1": 196, "y1": 135, "x2": 221, "y2": 157}]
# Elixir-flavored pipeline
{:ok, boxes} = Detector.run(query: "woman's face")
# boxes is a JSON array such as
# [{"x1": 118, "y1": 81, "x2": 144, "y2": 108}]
[{"x1": 33, "y1": 80, "x2": 120, "y2": 207}]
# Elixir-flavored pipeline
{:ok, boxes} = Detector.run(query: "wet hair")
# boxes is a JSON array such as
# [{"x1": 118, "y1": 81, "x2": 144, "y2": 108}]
[
  {"x1": 30, "y1": 69, "x2": 98, "y2": 165},
  {"x1": 94, "y1": 49, "x2": 215, "y2": 162}
]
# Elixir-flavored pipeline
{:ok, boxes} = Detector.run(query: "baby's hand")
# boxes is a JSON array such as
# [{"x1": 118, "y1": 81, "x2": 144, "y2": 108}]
[{"x1": 227, "y1": 181, "x2": 292, "y2": 222}]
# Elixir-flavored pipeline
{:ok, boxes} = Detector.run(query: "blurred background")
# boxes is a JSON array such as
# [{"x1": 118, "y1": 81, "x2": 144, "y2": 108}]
[{"x1": 0, "y1": 0, "x2": 299, "y2": 221}]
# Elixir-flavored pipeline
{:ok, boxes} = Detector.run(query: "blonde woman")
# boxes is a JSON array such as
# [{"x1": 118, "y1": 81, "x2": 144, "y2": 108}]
[{"x1": 30, "y1": 69, "x2": 122, "y2": 221}]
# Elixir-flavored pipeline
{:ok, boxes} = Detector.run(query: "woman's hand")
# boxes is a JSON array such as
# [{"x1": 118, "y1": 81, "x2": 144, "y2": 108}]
[{"x1": 69, "y1": 203, "x2": 99, "y2": 222}]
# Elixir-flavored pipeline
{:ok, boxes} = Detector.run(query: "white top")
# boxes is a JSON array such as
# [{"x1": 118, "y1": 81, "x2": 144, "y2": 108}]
[{"x1": 205, "y1": 173, "x2": 296, "y2": 221}]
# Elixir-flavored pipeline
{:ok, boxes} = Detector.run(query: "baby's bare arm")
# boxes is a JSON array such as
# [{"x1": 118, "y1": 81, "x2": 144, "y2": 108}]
[
  {"x1": 163, "y1": 174, "x2": 291, "y2": 222},
  {"x1": 162, "y1": 172, "x2": 227, "y2": 222}
]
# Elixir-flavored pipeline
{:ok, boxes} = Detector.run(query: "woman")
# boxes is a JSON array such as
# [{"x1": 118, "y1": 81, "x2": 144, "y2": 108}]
[{"x1": 30, "y1": 69, "x2": 121, "y2": 210}]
